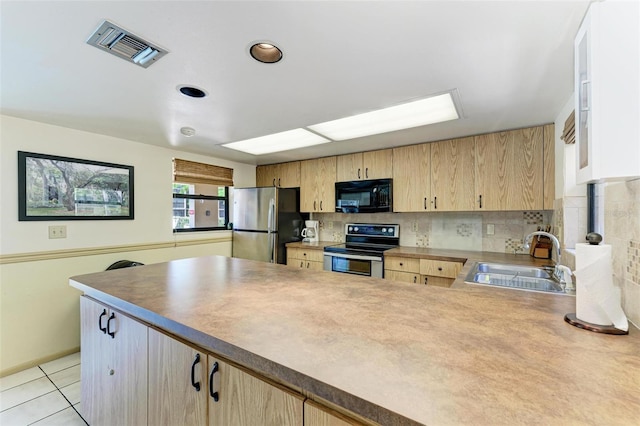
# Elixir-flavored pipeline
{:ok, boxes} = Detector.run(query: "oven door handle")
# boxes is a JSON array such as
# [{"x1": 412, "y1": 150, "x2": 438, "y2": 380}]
[{"x1": 323, "y1": 253, "x2": 382, "y2": 262}]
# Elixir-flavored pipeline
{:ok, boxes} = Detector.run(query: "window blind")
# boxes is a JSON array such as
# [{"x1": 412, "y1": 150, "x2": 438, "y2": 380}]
[
  {"x1": 561, "y1": 110, "x2": 575, "y2": 145},
  {"x1": 172, "y1": 158, "x2": 234, "y2": 186}
]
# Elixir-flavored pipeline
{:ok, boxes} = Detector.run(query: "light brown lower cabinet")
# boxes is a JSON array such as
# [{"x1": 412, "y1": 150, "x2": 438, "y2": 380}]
[
  {"x1": 304, "y1": 400, "x2": 366, "y2": 426},
  {"x1": 148, "y1": 329, "x2": 208, "y2": 426},
  {"x1": 384, "y1": 256, "x2": 463, "y2": 288},
  {"x1": 82, "y1": 298, "x2": 367, "y2": 426},
  {"x1": 287, "y1": 247, "x2": 325, "y2": 271},
  {"x1": 209, "y1": 354, "x2": 304, "y2": 426},
  {"x1": 80, "y1": 297, "x2": 148, "y2": 426},
  {"x1": 148, "y1": 328, "x2": 304, "y2": 426}
]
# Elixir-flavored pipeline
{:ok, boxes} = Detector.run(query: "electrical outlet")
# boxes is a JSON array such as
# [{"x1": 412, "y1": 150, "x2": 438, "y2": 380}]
[
  {"x1": 48, "y1": 225, "x2": 67, "y2": 239},
  {"x1": 411, "y1": 221, "x2": 418, "y2": 233},
  {"x1": 327, "y1": 221, "x2": 333, "y2": 230},
  {"x1": 487, "y1": 224, "x2": 495, "y2": 235}
]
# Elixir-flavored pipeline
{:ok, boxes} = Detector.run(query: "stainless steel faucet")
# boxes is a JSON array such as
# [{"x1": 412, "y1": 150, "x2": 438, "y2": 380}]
[
  {"x1": 524, "y1": 231, "x2": 561, "y2": 263},
  {"x1": 524, "y1": 231, "x2": 571, "y2": 287}
]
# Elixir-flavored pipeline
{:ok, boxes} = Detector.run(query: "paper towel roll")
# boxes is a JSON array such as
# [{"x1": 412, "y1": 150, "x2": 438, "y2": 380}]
[{"x1": 574, "y1": 243, "x2": 628, "y2": 331}]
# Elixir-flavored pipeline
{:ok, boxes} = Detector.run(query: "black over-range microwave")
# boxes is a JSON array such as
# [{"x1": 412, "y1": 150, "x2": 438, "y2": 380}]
[{"x1": 335, "y1": 179, "x2": 392, "y2": 213}]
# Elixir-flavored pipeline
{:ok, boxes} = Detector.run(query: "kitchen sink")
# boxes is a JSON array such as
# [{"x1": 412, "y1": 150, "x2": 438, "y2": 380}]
[{"x1": 464, "y1": 262, "x2": 567, "y2": 294}]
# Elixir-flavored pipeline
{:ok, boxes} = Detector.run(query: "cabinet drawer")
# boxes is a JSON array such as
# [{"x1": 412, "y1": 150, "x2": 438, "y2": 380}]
[
  {"x1": 299, "y1": 249, "x2": 324, "y2": 262},
  {"x1": 384, "y1": 270, "x2": 420, "y2": 284},
  {"x1": 287, "y1": 247, "x2": 324, "y2": 264},
  {"x1": 419, "y1": 259, "x2": 462, "y2": 278},
  {"x1": 385, "y1": 256, "x2": 420, "y2": 273}
]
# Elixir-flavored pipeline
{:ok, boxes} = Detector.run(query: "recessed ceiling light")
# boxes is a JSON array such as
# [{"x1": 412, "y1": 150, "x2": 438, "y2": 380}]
[
  {"x1": 180, "y1": 127, "x2": 196, "y2": 137},
  {"x1": 249, "y1": 42, "x2": 283, "y2": 63},
  {"x1": 178, "y1": 85, "x2": 207, "y2": 98},
  {"x1": 308, "y1": 91, "x2": 460, "y2": 141},
  {"x1": 222, "y1": 129, "x2": 330, "y2": 155}
]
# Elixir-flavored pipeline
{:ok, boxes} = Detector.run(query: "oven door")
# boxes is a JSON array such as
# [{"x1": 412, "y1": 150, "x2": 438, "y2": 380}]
[{"x1": 323, "y1": 252, "x2": 383, "y2": 278}]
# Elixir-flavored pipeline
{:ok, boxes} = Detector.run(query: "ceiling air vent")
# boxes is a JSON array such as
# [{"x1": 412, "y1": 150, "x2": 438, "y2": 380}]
[{"x1": 87, "y1": 20, "x2": 168, "y2": 68}]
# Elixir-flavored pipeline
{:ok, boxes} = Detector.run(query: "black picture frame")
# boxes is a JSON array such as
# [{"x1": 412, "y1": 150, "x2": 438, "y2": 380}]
[{"x1": 18, "y1": 151, "x2": 134, "y2": 221}]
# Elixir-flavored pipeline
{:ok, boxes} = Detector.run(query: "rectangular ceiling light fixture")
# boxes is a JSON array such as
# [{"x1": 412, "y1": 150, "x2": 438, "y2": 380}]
[
  {"x1": 308, "y1": 91, "x2": 460, "y2": 141},
  {"x1": 222, "y1": 129, "x2": 331, "y2": 155}
]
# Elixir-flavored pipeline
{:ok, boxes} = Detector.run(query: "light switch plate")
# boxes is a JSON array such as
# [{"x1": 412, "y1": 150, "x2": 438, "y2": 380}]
[{"x1": 48, "y1": 225, "x2": 67, "y2": 239}]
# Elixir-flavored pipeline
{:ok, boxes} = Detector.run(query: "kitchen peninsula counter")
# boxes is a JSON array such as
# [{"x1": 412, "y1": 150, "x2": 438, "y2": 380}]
[{"x1": 70, "y1": 255, "x2": 640, "y2": 425}]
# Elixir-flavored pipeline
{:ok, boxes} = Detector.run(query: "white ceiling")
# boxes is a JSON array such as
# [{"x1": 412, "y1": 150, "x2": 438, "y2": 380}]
[{"x1": 0, "y1": 0, "x2": 591, "y2": 166}]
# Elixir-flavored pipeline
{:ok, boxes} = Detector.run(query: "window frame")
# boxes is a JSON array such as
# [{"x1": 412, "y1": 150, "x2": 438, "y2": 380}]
[{"x1": 172, "y1": 186, "x2": 229, "y2": 233}]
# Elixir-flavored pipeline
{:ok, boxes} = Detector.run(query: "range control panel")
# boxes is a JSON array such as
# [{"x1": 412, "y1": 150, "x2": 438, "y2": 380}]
[{"x1": 344, "y1": 223, "x2": 399, "y2": 238}]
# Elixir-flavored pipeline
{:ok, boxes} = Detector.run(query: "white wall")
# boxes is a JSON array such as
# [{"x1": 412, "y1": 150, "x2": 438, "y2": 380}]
[{"x1": 0, "y1": 115, "x2": 256, "y2": 375}]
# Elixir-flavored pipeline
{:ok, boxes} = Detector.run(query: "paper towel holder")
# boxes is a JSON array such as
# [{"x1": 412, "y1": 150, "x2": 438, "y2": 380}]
[
  {"x1": 564, "y1": 232, "x2": 628, "y2": 335},
  {"x1": 564, "y1": 313, "x2": 629, "y2": 335},
  {"x1": 586, "y1": 232, "x2": 603, "y2": 245}
]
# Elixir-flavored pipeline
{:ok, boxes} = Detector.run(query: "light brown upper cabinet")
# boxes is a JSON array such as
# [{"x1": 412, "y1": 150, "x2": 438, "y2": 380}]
[
  {"x1": 256, "y1": 161, "x2": 300, "y2": 188},
  {"x1": 300, "y1": 156, "x2": 336, "y2": 212},
  {"x1": 474, "y1": 126, "x2": 544, "y2": 211},
  {"x1": 430, "y1": 137, "x2": 476, "y2": 212},
  {"x1": 392, "y1": 144, "x2": 430, "y2": 212},
  {"x1": 336, "y1": 149, "x2": 393, "y2": 182}
]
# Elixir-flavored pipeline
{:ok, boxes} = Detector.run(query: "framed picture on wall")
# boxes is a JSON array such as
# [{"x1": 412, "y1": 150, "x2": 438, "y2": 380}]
[{"x1": 18, "y1": 151, "x2": 134, "y2": 221}]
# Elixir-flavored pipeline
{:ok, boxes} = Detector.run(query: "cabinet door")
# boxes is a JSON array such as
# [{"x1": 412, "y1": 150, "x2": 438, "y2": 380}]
[
  {"x1": 208, "y1": 356, "x2": 304, "y2": 426},
  {"x1": 80, "y1": 297, "x2": 148, "y2": 426},
  {"x1": 421, "y1": 275, "x2": 454, "y2": 288},
  {"x1": 300, "y1": 159, "x2": 319, "y2": 212},
  {"x1": 475, "y1": 127, "x2": 543, "y2": 211},
  {"x1": 317, "y1": 156, "x2": 336, "y2": 213},
  {"x1": 384, "y1": 270, "x2": 420, "y2": 284},
  {"x1": 278, "y1": 161, "x2": 301, "y2": 188},
  {"x1": 336, "y1": 153, "x2": 363, "y2": 182},
  {"x1": 305, "y1": 260, "x2": 325, "y2": 271},
  {"x1": 256, "y1": 165, "x2": 278, "y2": 187},
  {"x1": 304, "y1": 400, "x2": 365, "y2": 426},
  {"x1": 148, "y1": 329, "x2": 208, "y2": 426},
  {"x1": 363, "y1": 149, "x2": 393, "y2": 179},
  {"x1": 80, "y1": 297, "x2": 110, "y2": 426},
  {"x1": 392, "y1": 144, "x2": 430, "y2": 212},
  {"x1": 431, "y1": 137, "x2": 475, "y2": 211}
]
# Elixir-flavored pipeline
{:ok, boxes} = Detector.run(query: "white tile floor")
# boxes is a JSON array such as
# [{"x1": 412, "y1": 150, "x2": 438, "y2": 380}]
[{"x1": 0, "y1": 353, "x2": 87, "y2": 426}]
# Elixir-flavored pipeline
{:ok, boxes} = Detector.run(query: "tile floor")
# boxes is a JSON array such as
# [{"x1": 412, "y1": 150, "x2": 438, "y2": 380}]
[{"x1": 0, "y1": 352, "x2": 87, "y2": 426}]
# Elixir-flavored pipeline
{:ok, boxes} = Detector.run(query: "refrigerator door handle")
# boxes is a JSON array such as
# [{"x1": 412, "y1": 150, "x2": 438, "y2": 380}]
[{"x1": 267, "y1": 198, "x2": 276, "y2": 263}]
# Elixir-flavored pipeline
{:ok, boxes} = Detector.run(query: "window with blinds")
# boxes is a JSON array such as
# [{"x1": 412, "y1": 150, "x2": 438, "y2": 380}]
[
  {"x1": 561, "y1": 110, "x2": 575, "y2": 145},
  {"x1": 172, "y1": 159, "x2": 233, "y2": 232}
]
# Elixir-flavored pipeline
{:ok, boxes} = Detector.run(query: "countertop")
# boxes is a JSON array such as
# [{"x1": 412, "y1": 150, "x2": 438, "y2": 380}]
[
  {"x1": 70, "y1": 254, "x2": 640, "y2": 425},
  {"x1": 285, "y1": 240, "x2": 337, "y2": 249}
]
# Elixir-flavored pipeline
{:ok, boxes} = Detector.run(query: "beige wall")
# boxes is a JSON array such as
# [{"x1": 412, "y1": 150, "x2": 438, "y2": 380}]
[
  {"x1": 604, "y1": 179, "x2": 640, "y2": 326},
  {"x1": 0, "y1": 115, "x2": 256, "y2": 375}
]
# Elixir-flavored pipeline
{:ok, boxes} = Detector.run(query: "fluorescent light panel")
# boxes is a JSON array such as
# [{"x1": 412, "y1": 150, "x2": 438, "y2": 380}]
[
  {"x1": 308, "y1": 92, "x2": 459, "y2": 141},
  {"x1": 222, "y1": 128, "x2": 330, "y2": 155}
]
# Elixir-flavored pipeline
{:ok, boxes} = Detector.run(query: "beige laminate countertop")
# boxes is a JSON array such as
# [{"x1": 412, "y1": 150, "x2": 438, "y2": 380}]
[
  {"x1": 285, "y1": 240, "x2": 338, "y2": 250},
  {"x1": 70, "y1": 255, "x2": 640, "y2": 425}
]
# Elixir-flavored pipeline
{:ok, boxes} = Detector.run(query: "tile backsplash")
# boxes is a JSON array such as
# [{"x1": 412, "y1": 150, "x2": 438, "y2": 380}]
[
  {"x1": 314, "y1": 210, "x2": 553, "y2": 254},
  {"x1": 603, "y1": 178, "x2": 640, "y2": 327}
]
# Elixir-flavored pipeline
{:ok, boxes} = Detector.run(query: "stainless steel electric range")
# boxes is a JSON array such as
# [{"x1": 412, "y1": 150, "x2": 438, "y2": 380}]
[{"x1": 323, "y1": 223, "x2": 399, "y2": 278}]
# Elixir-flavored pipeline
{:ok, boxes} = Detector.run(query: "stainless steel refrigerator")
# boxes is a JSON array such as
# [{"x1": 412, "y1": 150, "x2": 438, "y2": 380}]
[{"x1": 232, "y1": 187, "x2": 305, "y2": 264}]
